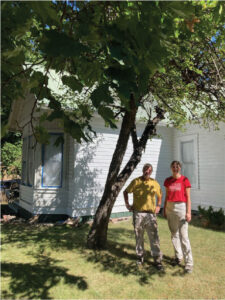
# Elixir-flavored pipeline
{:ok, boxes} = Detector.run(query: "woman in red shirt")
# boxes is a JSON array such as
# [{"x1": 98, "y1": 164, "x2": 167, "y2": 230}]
[{"x1": 164, "y1": 161, "x2": 193, "y2": 273}]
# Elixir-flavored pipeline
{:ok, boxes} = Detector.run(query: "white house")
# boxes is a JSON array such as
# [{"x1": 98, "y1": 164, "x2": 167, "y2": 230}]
[{"x1": 8, "y1": 92, "x2": 225, "y2": 219}]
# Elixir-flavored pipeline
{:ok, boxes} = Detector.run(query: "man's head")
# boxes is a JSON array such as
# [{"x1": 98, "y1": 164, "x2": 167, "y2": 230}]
[{"x1": 142, "y1": 163, "x2": 153, "y2": 179}]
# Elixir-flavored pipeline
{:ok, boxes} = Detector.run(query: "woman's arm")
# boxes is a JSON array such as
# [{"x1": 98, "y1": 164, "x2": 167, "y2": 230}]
[
  {"x1": 186, "y1": 187, "x2": 191, "y2": 222},
  {"x1": 163, "y1": 188, "x2": 169, "y2": 218}
]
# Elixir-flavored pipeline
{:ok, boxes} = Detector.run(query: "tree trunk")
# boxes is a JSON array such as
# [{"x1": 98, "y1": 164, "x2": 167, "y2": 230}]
[{"x1": 87, "y1": 106, "x2": 164, "y2": 249}]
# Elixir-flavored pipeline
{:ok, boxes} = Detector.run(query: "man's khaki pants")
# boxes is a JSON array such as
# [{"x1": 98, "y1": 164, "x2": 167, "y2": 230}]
[
  {"x1": 166, "y1": 202, "x2": 193, "y2": 269},
  {"x1": 133, "y1": 211, "x2": 162, "y2": 262}
]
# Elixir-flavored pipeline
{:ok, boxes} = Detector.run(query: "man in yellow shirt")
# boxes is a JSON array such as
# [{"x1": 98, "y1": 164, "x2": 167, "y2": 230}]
[{"x1": 123, "y1": 163, "x2": 163, "y2": 270}]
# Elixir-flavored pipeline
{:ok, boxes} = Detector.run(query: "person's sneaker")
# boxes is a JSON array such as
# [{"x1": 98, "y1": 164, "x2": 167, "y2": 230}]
[
  {"x1": 136, "y1": 256, "x2": 144, "y2": 266},
  {"x1": 155, "y1": 262, "x2": 164, "y2": 271},
  {"x1": 172, "y1": 258, "x2": 182, "y2": 266},
  {"x1": 184, "y1": 267, "x2": 193, "y2": 274}
]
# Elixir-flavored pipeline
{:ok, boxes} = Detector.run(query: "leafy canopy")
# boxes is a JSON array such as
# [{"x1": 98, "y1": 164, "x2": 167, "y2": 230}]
[{"x1": 1, "y1": 1, "x2": 225, "y2": 142}]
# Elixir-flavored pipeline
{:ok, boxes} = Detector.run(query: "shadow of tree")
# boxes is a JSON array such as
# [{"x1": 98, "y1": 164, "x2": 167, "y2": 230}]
[
  {"x1": 1, "y1": 223, "x2": 183, "y2": 293},
  {"x1": 1, "y1": 224, "x2": 88, "y2": 251},
  {"x1": 1, "y1": 253, "x2": 88, "y2": 299},
  {"x1": 86, "y1": 239, "x2": 167, "y2": 286}
]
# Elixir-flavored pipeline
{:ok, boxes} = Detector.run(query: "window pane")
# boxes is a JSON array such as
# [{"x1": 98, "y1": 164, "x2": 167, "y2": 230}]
[
  {"x1": 42, "y1": 134, "x2": 63, "y2": 187},
  {"x1": 183, "y1": 163, "x2": 196, "y2": 186},
  {"x1": 181, "y1": 140, "x2": 194, "y2": 163}
]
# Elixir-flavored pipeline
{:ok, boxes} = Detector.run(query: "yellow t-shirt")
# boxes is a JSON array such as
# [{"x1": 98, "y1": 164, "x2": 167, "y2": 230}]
[{"x1": 125, "y1": 176, "x2": 162, "y2": 212}]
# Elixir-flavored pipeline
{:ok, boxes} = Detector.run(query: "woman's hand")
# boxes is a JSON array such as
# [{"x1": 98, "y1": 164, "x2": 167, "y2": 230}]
[
  {"x1": 163, "y1": 208, "x2": 167, "y2": 219},
  {"x1": 186, "y1": 212, "x2": 191, "y2": 222}
]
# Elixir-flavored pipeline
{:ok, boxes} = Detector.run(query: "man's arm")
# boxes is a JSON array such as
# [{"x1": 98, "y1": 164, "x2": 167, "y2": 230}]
[
  {"x1": 123, "y1": 191, "x2": 132, "y2": 211},
  {"x1": 155, "y1": 193, "x2": 162, "y2": 214}
]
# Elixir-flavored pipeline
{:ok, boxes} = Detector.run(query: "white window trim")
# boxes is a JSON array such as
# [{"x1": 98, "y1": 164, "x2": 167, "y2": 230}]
[{"x1": 178, "y1": 134, "x2": 199, "y2": 190}]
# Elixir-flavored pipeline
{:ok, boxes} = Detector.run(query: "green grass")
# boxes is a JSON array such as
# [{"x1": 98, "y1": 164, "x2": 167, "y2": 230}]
[{"x1": 1, "y1": 217, "x2": 225, "y2": 299}]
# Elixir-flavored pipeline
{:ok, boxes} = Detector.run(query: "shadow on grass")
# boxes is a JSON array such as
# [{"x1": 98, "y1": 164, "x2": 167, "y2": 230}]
[
  {"x1": 86, "y1": 239, "x2": 168, "y2": 286},
  {"x1": 189, "y1": 215, "x2": 225, "y2": 232},
  {"x1": 1, "y1": 223, "x2": 184, "y2": 291},
  {"x1": 1, "y1": 223, "x2": 88, "y2": 250},
  {"x1": 1, "y1": 252, "x2": 88, "y2": 299}
]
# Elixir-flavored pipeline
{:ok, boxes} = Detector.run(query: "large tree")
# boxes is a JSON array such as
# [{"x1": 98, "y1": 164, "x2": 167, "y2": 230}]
[{"x1": 1, "y1": 1, "x2": 224, "y2": 248}]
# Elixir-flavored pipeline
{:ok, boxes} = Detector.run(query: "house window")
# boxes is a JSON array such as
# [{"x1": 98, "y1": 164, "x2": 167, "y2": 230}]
[
  {"x1": 42, "y1": 133, "x2": 63, "y2": 188},
  {"x1": 179, "y1": 134, "x2": 199, "y2": 189},
  {"x1": 22, "y1": 136, "x2": 34, "y2": 186}
]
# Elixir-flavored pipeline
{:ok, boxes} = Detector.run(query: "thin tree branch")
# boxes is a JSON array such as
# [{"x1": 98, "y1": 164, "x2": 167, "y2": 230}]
[{"x1": 130, "y1": 124, "x2": 139, "y2": 150}]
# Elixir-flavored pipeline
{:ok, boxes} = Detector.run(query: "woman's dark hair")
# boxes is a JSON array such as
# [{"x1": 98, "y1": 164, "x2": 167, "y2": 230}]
[{"x1": 170, "y1": 160, "x2": 182, "y2": 168}]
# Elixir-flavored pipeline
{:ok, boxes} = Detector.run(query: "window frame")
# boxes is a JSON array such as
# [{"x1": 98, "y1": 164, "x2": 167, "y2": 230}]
[
  {"x1": 178, "y1": 134, "x2": 199, "y2": 189},
  {"x1": 41, "y1": 133, "x2": 64, "y2": 189},
  {"x1": 21, "y1": 136, "x2": 34, "y2": 187}
]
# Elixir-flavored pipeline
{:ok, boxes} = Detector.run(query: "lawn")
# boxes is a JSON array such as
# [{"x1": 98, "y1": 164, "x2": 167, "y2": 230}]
[{"x1": 1, "y1": 216, "x2": 225, "y2": 299}]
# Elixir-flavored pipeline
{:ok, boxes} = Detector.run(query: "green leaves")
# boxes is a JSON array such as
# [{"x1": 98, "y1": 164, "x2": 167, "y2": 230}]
[
  {"x1": 29, "y1": 1, "x2": 60, "y2": 26},
  {"x1": 108, "y1": 43, "x2": 125, "y2": 65},
  {"x1": 63, "y1": 116, "x2": 89, "y2": 143},
  {"x1": 40, "y1": 30, "x2": 88, "y2": 58},
  {"x1": 167, "y1": 2, "x2": 195, "y2": 18},
  {"x1": 1, "y1": 141, "x2": 22, "y2": 176},
  {"x1": 34, "y1": 126, "x2": 50, "y2": 144},
  {"x1": 62, "y1": 75, "x2": 83, "y2": 93},
  {"x1": 2, "y1": 0, "x2": 225, "y2": 145},
  {"x1": 90, "y1": 85, "x2": 114, "y2": 108},
  {"x1": 98, "y1": 107, "x2": 117, "y2": 129}
]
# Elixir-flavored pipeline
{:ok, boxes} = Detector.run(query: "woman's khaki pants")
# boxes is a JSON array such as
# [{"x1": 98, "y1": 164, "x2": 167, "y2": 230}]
[{"x1": 166, "y1": 202, "x2": 193, "y2": 269}]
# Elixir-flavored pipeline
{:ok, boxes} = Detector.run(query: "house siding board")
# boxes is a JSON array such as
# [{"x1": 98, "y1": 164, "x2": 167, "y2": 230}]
[
  {"x1": 69, "y1": 118, "x2": 173, "y2": 217},
  {"x1": 173, "y1": 123, "x2": 225, "y2": 210},
  {"x1": 19, "y1": 185, "x2": 34, "y2": 213},
  {"x1": 33, "y1": 189, "x2": 67, "y2": 215},
  {"x1": 66, "y1": 136, "x2": 76, "y2": 215}
]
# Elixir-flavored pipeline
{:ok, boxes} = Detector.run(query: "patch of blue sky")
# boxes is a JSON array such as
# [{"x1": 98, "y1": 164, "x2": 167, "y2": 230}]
[
  {"x1": 211, "y1": 36, "x2": 216, "y2": 43},
  {"x1": 52, "y1": 0, "x2": 79, "y2": 11}
]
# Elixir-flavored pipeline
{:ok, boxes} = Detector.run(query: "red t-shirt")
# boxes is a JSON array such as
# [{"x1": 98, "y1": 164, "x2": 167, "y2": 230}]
[{"x1": 164, "y1": 175, "x2": 191, "y2": 202}]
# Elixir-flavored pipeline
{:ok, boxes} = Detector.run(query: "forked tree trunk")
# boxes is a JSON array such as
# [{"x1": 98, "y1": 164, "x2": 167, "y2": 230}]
[{"x1": 87, "y1": 106, "x2": 164, "y2": 249}]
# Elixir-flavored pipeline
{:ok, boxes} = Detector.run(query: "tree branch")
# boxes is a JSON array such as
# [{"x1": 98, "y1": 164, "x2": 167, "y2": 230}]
[{"x1": 130, "y1": 124, "x2": 139, "y2": 150}]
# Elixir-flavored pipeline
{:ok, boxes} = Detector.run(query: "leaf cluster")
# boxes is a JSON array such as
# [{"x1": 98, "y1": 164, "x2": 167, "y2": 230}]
[
  {"x1": 1, "y1": 1, "x2": 225, "y2": 143},
  {"x1": 1, "y1": 141, "x2": 22, "y2": 176}
]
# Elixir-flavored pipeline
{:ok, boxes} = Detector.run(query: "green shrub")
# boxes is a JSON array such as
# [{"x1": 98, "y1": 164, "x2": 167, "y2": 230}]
[
  {"x1": 1, "y1": 141, "x2": 22, "y2": 177},
  {"x1": 198, "y1": 205, "x2": 225, "y2": 227}
]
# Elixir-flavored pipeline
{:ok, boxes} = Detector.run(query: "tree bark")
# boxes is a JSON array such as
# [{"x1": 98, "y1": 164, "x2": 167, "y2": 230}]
[{"x1": 87, "y1": 106, "x2": 164, "y2": 249}]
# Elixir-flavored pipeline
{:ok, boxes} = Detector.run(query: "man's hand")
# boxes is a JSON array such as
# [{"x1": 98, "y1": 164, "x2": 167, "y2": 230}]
[
  {"x1": 126, "y1": 203, "x2": 133, "y2": 211},
  {"x1": 155, "y1": 206, "x2": 161, "y2": 214},
  {"x1": 186, "y1": 212, "x2": 191, "y2": 222}
]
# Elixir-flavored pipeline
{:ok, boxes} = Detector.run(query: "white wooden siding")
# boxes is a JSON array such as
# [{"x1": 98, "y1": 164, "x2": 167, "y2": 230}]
[
  {"x1": 69, "y1": 117, "x2": 173, "y2": 217},
  {"x1": 173, "y1": 123, "x2": 225, "y2": 210},
  {"x1": 20, "y1": 113, "x2": 224, "y2": 217},
  {"x1": 19, "y1": 185, "x2": 34, "y2": 213},
  {"x1": 33, "y1": 189, "x2": 67, "y2": 215}
]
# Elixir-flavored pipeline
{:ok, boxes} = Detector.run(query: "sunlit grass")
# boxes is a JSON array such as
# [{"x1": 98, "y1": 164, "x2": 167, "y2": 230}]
[{"x1": 1, "y1": 217, "x2": 225, "y2": 299}]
